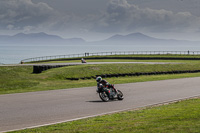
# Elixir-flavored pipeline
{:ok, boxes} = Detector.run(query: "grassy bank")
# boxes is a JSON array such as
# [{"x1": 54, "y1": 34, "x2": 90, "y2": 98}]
[
  {"x1": 46, "y1": 63, "x2": 200, "y2": 79},
  {"x1": 10, "y1": 97, "x2": 200, "y2": 133},
  {"x1": 1, "y1": 61, "x2": 200, "y2": 94}
]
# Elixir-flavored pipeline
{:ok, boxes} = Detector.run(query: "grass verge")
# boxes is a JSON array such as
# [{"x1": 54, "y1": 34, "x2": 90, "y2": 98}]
[
  {"x1": 1, "y1": 62, "x2": 200, "y2": 94},
  {"x1": 10, "y1": 97, "x2": 200, "y2": 133}
]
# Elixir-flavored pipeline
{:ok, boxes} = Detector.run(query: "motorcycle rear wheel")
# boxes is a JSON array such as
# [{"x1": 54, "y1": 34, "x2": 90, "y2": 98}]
[{"x1": 99, "y1": 92, "x2": 109, "y2": 102}]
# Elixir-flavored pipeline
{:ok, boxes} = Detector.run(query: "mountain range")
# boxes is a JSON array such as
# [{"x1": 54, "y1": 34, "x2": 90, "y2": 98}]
[
  {"x1": 0, "y1": 32, "x2": 85, "y2": 45},
  {"x1": 0, "y1": 32, "x2": 198, "y2": 45},
  {"x1": 98, "y1": 32, "x2": 198, "y2": 45}
]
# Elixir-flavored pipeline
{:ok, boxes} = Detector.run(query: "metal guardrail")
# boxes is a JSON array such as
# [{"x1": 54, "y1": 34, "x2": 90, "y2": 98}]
[{"x1": 21, "y1": 51, "x2": 200, "y2": 63}]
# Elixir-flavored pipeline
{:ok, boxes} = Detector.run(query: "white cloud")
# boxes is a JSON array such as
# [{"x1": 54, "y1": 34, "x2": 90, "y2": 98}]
[
  {"x1": 92, "y1": 0, "x2": 200, "y2": 33},
  {"x1": 0, "y1": 0, "x2": 56, "y2": 30},
  {"x1": 23, "y1": 26, "x2": 34, "y2": 32}
]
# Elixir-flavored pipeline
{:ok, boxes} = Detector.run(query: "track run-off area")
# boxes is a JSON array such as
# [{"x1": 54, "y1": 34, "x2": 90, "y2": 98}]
[{"x1": 1, "y1": 76, "x2": 200, "y2": 132}]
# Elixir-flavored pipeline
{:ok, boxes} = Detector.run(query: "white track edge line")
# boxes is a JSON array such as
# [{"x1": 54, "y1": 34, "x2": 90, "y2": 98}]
[{"x1": 1, "y1": 95, "x2": 200, "y2": 133}]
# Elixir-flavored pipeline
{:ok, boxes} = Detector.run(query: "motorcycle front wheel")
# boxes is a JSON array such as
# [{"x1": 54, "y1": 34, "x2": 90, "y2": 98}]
[
  {"x1": 117, "y1": 90, "x2": 124, "y2": 100},
  {"x1": 99, "y1": 92, "x2": 109, "y2": 102}
]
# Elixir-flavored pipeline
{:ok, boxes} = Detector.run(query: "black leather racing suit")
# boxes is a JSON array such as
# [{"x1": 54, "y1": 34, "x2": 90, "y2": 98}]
[{"x1": 97, "y1": 79, "x2": 116, "y2": 94}]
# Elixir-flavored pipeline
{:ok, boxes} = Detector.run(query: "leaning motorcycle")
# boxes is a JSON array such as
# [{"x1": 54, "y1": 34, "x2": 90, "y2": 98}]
[{"x1": 96, "y1": 84, "x2": 124, "y2": 102}]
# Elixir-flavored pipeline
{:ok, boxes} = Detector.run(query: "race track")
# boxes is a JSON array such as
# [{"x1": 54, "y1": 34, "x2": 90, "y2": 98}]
[{"x1": 1, "y1": 77, "x2": 200, "y2": 132}]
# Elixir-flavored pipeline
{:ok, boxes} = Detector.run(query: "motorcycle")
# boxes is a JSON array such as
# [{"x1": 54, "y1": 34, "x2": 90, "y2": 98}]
[
  {"x1": 96, "y1": 84, "x2": 124, "y2": 102},
  {"x1": 81, "y1": 58, "x2": 87, "y2": 63}
]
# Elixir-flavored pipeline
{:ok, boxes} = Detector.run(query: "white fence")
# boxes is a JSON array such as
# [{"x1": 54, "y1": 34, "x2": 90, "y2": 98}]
[{"x1": 21, "y1": 51, "x2": 200, "y2": 63}]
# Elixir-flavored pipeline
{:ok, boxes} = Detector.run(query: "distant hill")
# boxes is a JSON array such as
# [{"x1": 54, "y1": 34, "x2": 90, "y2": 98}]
[
  {"x1": 95, "y1": 32, "x2": 197, "y2": 45},
  {"x1": 0, "y1": 32, "x2": 199, "y2": 45},
  {"x1": 106, "y1": 33, "x2": 157, "y2": 41},
  {"x1": 0, "y1": 32, "x2": 85, "y2": 45}
]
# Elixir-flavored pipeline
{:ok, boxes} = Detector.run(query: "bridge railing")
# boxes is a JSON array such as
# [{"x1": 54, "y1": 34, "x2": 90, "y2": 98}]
[{"x1": 21, "y1": 51, "x2": 200, "y2": 63}]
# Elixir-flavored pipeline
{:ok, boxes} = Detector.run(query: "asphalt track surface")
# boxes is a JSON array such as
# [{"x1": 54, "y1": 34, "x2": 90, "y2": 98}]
[{"x1": 1, "y1": 77, "x2": 200, "y2": 132}]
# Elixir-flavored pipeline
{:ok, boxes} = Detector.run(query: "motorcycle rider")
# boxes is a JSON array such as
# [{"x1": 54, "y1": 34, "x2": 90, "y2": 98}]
[
  {"x1": 81, "y1": 58, "x2": 86, "y2": 63},
  {"x1": 96, "y1": 76, "x2": 117, "y2": 94}
]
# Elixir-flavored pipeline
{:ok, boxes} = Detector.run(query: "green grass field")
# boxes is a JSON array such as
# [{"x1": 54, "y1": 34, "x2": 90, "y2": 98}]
[{"x1": 1, "y1": 61, "x2": 200, "y2": 94}]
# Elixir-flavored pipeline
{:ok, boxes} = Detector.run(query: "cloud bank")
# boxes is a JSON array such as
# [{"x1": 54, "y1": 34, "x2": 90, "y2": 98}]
[
  {"x1": 0, "y1": 0, "x2": 200, "y2": 40},
  {"x1": 0, "y1": 0, "x2": 56, "y2": 32},
  {"x1": 93, "y1": 0, "x2": 200, "y2": 33}
]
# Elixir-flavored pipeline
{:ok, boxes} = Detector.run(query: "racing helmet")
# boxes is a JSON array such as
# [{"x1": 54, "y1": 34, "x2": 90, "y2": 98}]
[{"x1": 96, "y1": 76, "x2": 102, "y2": 82}]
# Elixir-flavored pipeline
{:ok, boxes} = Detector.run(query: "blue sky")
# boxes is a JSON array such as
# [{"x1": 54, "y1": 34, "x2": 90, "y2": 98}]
[{"x1": 1, "y1": 0, "x2": 200, "y2": 41}]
